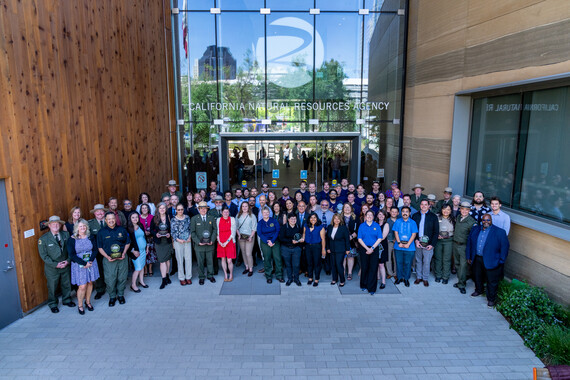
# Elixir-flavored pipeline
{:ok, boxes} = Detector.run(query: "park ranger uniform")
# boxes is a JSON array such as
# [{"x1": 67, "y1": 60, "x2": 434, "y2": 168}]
[
  {"x1": 96, "y1": 224, "x2": 131, "y2": 299},
  {"x1": 453, "y1": 212, "x2": 478, "y2": 291},
  {"x1": 190, "y1": 213, "x2": 218, "y2": 280},
  {"x1": 38, "y1": 230, "x2": 72, "y2": 308}
]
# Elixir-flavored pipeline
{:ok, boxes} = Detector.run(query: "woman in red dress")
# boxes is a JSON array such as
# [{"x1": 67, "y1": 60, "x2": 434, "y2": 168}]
[{"x1": 216, "y1": 207, "x2": 237, "y2": 281}]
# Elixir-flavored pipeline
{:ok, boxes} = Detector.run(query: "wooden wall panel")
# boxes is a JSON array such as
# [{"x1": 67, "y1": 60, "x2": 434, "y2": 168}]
[{"x1": 0, "y1": 0, "x2": 175, "y2": 311}]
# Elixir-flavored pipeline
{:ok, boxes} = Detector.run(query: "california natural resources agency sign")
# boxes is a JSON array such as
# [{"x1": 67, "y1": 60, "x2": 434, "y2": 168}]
[{"x1": 189, "y1": 101, "x2": 390, "y2": 112}]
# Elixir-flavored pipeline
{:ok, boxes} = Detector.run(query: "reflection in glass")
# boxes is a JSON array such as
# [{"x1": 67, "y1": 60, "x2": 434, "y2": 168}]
[
  {"x1": 467, "y1": 95, "x2": 521, "y2": 206},
  {"x1": 218, "y1": 0, "x2": 264, "y2": 10},
  {"x1": 217, "y1": 12, "x2": 265, "y2": 120},
  {"x1": 518, "y1": 87, "x2": 569, "y2": 224},
  {"x1": 316, "y1": 0, "x2": 362, "y2": 11},
  {"x1": 266, "y1": 0, "x2": 313, "y2": 11}
]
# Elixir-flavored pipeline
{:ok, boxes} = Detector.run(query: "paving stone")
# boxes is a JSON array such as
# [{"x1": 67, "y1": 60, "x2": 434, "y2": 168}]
[{"x1": 0, "y1": 272, "x2": 542, "y2": 379}]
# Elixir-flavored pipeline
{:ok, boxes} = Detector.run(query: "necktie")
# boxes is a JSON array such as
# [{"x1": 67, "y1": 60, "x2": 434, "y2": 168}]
[
  {"x1": 100, "y1": 221, "x2": 104, "y2": 228},
  {"x1": 322, "y1": 212, "x2": 327, "y2": 228},
  {"x1": 203, "y1": 216, "x2": 206, "y2": 222},
  {"x1": 55, "y1": 234, "x2": 62, "y2": 248},
  {"x1": 300, "y1": 214, "x2": 304, "y2": 227}
]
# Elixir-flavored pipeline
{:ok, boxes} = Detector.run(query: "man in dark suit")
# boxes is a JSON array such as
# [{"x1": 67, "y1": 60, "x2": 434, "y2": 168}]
[
  {"x1": 412, "y1": 199, "x2": 439, "y2": 286},
  {"x1": 466, "y1": 213, "x2": 510, "y2": 307}
]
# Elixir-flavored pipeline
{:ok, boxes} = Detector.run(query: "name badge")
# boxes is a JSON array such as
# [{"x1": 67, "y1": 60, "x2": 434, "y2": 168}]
[{"x1": 48, "y1": 244, "x2": 54, "y2": 247}]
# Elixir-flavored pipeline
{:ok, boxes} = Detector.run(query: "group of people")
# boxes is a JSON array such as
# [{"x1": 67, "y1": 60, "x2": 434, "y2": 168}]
[{"x1": 38, "y1": 178, "x2": 511, "y2": 314}]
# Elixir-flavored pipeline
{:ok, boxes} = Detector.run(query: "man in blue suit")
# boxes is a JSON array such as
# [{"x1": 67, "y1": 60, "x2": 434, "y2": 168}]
[{"x1": 466, "y1": 213, "x2": 510, "y2": 307}]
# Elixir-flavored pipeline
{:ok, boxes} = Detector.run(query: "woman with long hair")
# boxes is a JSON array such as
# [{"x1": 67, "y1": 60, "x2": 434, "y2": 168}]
[
  {"x1": 170, "y1": 203, "x2": 193, "y2": 285},
  {"x1": 341, "y1": 203, "x2": 358, "y2": 281},
  {"x1": 326, "y1": 214, "x2": 351, "y2": 287},
  {"x1": 304, "y1": 213, "x2": 325, "y2": 287},
  {"x1": 217, "y1": 207, "x2": 237, "y2": 282},
  {"x1": 376, "y1": 211, "x2": 390, "y2": 289},
  {"x1": 127, "y1": 211, "x2": 148, "y2": 292},
  {"x1": 67, "y1": 219, "x2": 99, "y2": 314},
  {"x1": 434, "y1": 204, "x2": 455, "y2": 284},
  {"x1": 237, "y1": 201, "x2": 257, "y2": 276},
  {"x1": 150, "y1": 202, "x2": 173, "y2": 289},
  {"x1": 357, "y1": 210, "x2": 384, "y2": 295},
  {"x1": 139, "y1": 204, "x2": 156, "y2": 277},
  {"x1": 64, "y1": 206, "x2": 81, "y2": 233},
  {"x1": 272, "y1": 202, "x2": 286, "y2": 225},
  {"x1": 136, "y1": 192, "x2": 156, "y2": 215}
]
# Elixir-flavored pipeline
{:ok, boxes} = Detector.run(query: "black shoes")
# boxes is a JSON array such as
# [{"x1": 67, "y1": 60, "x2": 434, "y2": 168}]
[
  {"x1": 487, "y1": 301, "x2": 495, "y2": 308},
  {"x1": 94, "y1": 291, "x2": 105, "y2": 300},
  {"x1": 453, "y1": 283, "x2": 459, "y2": 288},
  {"x1": 140, "y1": 284, "x2": 149, "y2": 288},
  {"x1": 118, "y1": 296, "x2": 126, "y2": 304},
  {"x1": 435, "y1": 278, "x2": 441, "y2": 283},
  {"x1": 109, "y1": 298, "x2": 116, "y2": 307},
  {"x1": 63, "y1": 301, "x2": 76, "y2": 307},
  {"x1": 459, "y1": 288, "x2": 466, "y2": 294},
  {"x1": 242, "y1": 269, "x2": 249, "y2": 275},
  {"x1": 248, "y1": 271, "x2": 253, "y2": 277},
  {"x1": 78, "y1": 307, "x2": 85, "y2": 315},
  {"x1": 442, "y1": 279, "x2": 448, "y2": 284},
  {"x1": 50, "y1": 307, "x2": 59, "y2": 313},
  {"x1": 404, "y1": 280, "x2": 410, "y2": 287},
  {"x1": 86, "y1": 303, "x2": 94, "y2": 311},
  {"x1": 307, "y1": 279, "x2": 313, "y2": 285},
  {"x1": 267, "y1": 278, "x2": 273, "y2": 284},
  {"x1": 208, "y1": 277, "x2": 216, "y2": 283},
  {"x1": 471, "y1": 291, "x2": 483, "y2": 297},
  {"x1": 295, "y1": 280, "x2": 301, "y2": 287},
  {"x1": 199, "y1": 279, "x2": 205, "y2": 285},
  {"x1": 166, "y1": 275, "x2": 172, "y2": 284},
  {"x1": 395, "y1": 279, "x2": 402, "y2": 285},
  {"x1": 160, "y1": 278, "x2": 167, "y2": 289},
  {"x1": 277, "y1": 278, "x2": 285, "y2": 283},
  {"x1": 313, "y1": 282, "x2": 319, "y2": 287},
  {"x1": 286, "y1": 280, "x2": 292, "y2": 286},
  {"x1": 379, "y1": 283, "x2": 386, "y2": 289},
  {"x1": 130, "y1": 286, "x2": 141, "y2": 293}
]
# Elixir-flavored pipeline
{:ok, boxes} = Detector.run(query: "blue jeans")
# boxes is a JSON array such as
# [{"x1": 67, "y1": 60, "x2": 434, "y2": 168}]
[
  {"x1": 395, "y1": 249, "x2": 414, "y2": 280},
  {"x1": 281, "y1": 246, "x2": 301, "y2": 282}
]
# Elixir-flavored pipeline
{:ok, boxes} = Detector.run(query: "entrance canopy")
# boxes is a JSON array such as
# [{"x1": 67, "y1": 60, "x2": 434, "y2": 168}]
[{"x1": 219, "y1": 132, "x2": 361, "y2": 192}]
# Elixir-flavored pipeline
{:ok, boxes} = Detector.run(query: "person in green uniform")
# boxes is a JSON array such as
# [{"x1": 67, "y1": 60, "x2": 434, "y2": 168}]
[
  {"x1": 161, "y1": 179, "x2": 183, "y2": 200},
  {"x1": 410, "y1": 184, "x2": 427, "y2": 212},
  {"x1": 87, "y1": 204, "x2": 108, "y2": 299},
  {"x1": 38, "y1": 215, "x2": 76, "y2": 313},
  {"x1": 96, "y1": 212, "x2": 131, "y2": 306},
  {"x1": 190, "y1": 201, "x2": 218, "y2": 285},
  {"x1": 453, "y1": 201, "x2": 478, "y2": 294}
]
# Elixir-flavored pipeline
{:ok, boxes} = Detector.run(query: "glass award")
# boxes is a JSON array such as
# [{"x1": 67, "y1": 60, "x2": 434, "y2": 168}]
[
  {"x1": 420, "y1": 235, "x2": 430, "y2": 247},
  {"x1": 158, "y1": 223, "x2": 168, "y2": 237},
  {"x1": 201, "y1": 230, "x2": 211, "y2": 244},
  {"x1": 110, "y1": 243, "x2": 122, "y2": 259},
  {"x1": 293, "y1": 233, "x2": 302, "y2": 241}
]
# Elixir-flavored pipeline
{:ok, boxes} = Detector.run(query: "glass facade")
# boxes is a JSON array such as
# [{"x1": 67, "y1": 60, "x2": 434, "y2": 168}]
[
  {"x1": 173, "y1": 0, "x2": 406, "y2": 191},
  {"x1": 467, "y1": 86, "x2": 570, "y2": 225}
]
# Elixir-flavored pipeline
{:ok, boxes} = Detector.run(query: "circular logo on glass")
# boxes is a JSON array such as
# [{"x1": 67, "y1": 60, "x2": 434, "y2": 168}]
[{"x1": 110, "y1": 244, "x2": 120, "y2": 253}]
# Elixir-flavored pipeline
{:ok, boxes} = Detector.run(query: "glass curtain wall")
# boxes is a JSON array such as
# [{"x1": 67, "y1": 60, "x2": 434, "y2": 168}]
[{"x1": 174, "y1": 0, "x2": 407, "y2": 191}]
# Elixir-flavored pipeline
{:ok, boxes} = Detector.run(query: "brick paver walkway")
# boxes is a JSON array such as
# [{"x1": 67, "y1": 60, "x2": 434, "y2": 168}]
[{"x1": 0, "y1": 269, "x2": 543, "y2": 379}]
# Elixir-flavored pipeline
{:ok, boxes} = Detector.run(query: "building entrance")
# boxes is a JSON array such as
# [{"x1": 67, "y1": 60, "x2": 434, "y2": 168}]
[{"x1": 219, "y1": 133, "x2": 361, "y2": 192}]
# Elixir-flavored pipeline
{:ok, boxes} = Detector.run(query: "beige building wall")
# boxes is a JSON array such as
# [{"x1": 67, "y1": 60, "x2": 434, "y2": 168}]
[{"x1": 403, "y1": 0, "x2": 570, "y2": 304}]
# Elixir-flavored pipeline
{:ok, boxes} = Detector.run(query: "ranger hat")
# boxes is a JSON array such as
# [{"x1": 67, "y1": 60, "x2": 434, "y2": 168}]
[
  {"x1": 444, "y1": 187, "x2": 453, "y2": 193},
  {"x1": 460, "y1": 201, "x2": 471, "y2": 209},
  {"x1": 412, "y1": 184, "x2": 424, "y2": 191},
  {"x1": 213, "y1": 195, "x2": 223, "y2": 202},
  {"x1": 47, "y1": 215, "x2": 65, "y2": 225},
  {"x1": 166, "y1": 180, "x2": 178, "y2": 187},
  {"x1": 90, "y1": 204, "x2": 108, "y2": 213},
  {"x1": 427, "y1": 194, "x2": 436, "y2": 201},
  {"x1": 198, "y1": 201, "x2": 209, "y2": 208}
]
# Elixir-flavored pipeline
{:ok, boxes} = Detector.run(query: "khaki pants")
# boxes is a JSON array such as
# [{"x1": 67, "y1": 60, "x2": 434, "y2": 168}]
[
  {"x1": 238, "y1": 238, "x2": 255, "y2": 270},
  {"x1": 385, "y1": 240, "x2": 397, "y2": 277},
  {"x1": 173, "y1": 241, "x2": 193, "y2": 281}
]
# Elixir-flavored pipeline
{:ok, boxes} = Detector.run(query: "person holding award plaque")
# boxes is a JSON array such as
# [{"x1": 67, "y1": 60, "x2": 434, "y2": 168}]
[
  {"x1": 150, "y1": 203, "x2": 173, "y2": 289},
  {"x1": 237, "y1": 201, "x2": 257, "y2": 276},
  {"x1": 392, "y1": 207, "x2": 418, "y2": 287},
  {"x1": 433, "y1": 204, "x2": 455, "y2": 284},
  {"x1": 68, "y1": 219, "x2": 100, "y2": 314},
  {"x1": 216, "y1": 207, "x2": 237, "y2": 282},
  {"x1": 190, "y1": 201, "x2": 218, "y2": 285},
  {"x1": 411, "y1": 199, "x2": 439, "y2": 287},
  {"x1": 171, "y1": 204, "x2": 193, "y2": 286},
  {"x1": 97, "y1": 212, "x2": 131, "y2": 306}
]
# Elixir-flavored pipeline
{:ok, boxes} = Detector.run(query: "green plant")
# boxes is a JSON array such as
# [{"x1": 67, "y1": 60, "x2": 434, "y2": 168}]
[
  {"x1": 543, "y1": 325, "x2": 570, "y2": 365},
  {"x1": 496, "y1": 281, "x2": 569, "y2": 364}
]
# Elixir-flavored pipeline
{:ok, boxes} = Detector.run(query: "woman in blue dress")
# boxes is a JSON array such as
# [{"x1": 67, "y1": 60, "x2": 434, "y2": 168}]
[
  {"x1": 68, "y1": 219, "x2": 100, "y2": 314},
  {"x1": 127, "y1": 212, "x2": 148, "y2": 292}
]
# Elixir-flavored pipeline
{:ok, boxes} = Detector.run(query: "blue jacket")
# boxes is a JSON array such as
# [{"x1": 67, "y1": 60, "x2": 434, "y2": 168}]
[
  {"x1": 257, "y1": 218, "x2": 280, "y2": 244},
  {"x1": 466, "y1": 224, "x2": 510, "y2": 269}
]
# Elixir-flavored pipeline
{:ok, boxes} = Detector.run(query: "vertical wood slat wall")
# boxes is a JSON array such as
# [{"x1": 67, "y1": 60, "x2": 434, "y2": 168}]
[{"x1": 0, "y1": 0, "x2": 176, "y2": 312}]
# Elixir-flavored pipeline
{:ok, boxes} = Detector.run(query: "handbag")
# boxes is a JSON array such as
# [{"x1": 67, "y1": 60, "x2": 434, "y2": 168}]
[{"x1": 240, "y1": 234, "x2": 250, "y2": 240}]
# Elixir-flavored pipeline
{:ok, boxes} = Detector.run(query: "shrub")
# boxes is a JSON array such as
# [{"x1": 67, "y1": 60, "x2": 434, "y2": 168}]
[
  {"x1": 496, "y1": 282, "x2": 566, "y2": 360},
  {"x1": 543, "y1": 325, "x2": 570, "y2": 365}
]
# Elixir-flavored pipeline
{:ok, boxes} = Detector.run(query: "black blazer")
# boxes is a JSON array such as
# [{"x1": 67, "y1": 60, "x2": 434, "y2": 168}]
[
  {"x1": 342, "y1": 215, "x2": 358, "y2": 248},
  {"x1": 412, "y1": 211, "x2": 439, "y2": 247},
  {"x1": 150, "y1": 216, "x2": 172, "y2": 244},
  {"x1": 326, "y1": 224, "x2": 351, "y2": 253}
]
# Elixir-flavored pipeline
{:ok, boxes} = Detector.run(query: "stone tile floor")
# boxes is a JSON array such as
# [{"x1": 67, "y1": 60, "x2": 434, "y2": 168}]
[{"x1": 0, "y1": 266, "x2": 543, "y2": 379}]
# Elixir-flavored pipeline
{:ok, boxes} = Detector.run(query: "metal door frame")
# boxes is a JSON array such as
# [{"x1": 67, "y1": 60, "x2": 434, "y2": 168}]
[
  {"x1": 219, "y1": 132, "x2": 361, "y2": 191},
  {"x1": 0, "y1": 179, "x2": 23, "y2": 329}
]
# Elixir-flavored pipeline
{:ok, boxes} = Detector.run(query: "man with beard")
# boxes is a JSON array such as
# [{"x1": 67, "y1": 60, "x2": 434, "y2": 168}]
[
  {"x1": 318, "y1": 181, "x2": 330, "y2": 203},
  {"x1": 278, "y1": 186, "x2": 292, "y2": 209},
  {"x1": 328, "y1": 189, "x2": 341, "y2": 212},
  {"x1": 470, "y1": 191, "x2": 491, "y2": 224},
  {"x1": 400, "y1": 194, "x2": 418, "y2": 216},
  {"x1": 108, "y1": 197, "x2": 127, "y2": 227},
  {"x1": 208, "y1": 195, "x2": 224, "y2": 218},
  {"x1": 489, "y1": 197, "x2": 511, "y2": 235}
]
